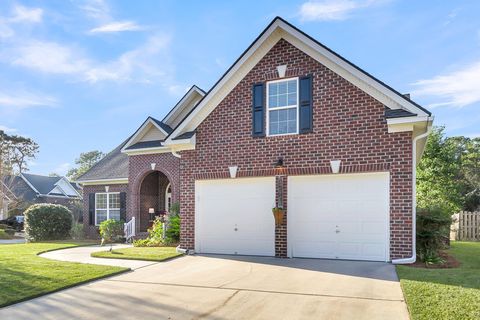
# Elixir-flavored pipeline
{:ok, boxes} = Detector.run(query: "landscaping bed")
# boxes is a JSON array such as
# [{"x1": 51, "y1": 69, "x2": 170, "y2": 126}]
[
  {"x1": 91, "y1": 246, "x2": 182, "y2": 262},
  {"x1": 0, "y1": 241, "x2": 128, "y2": 308},
  {"x1": 397, "y1": 241, "x2": 480, "y2": 320}
]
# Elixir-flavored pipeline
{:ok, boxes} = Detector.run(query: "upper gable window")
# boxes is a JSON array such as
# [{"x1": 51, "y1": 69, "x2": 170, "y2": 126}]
[{"x1": 267, "y1": 78, "x2": 298, "y2": 136}]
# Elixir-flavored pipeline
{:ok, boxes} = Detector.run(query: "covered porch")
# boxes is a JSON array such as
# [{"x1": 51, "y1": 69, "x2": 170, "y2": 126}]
[{"x1": 137, "y1": 170, "x2": 172, "y2": 233}]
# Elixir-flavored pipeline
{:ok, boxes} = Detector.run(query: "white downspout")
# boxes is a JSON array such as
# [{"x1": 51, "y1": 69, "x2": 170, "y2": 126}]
[
  {"x1": 392, "y1": 125, "x2": 432, "y2": 264},
  {"x1": 171, "y1": 149, "x2": 181, "y2": 158}
]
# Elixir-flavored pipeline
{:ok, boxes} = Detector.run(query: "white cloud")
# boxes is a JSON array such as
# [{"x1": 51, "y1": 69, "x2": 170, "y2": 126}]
[
  {"x1": 0, "y1": 125, "x2": 17, "y2": 133},
  {"x1": 85, "y1": 35, "x2": 172, "y2": 83},
  {"x1": 79, "y1": 0, "x2": 144, "y2": 34},
  {"x1": 78, "y1": 0, "x2": 111, "y2": 22},
  {"x1": 9, "y1": 5, "x2": 43, "y2": 23},
  {"x1": 52, "y1": 162, "x2": 71, "y2": 176},
  {"x1": 0, "y1": 4, "x2": 43, "y2": 38},
  {"x1": 412, "y1": 61, "x2": 480, "y2": 108},
  {"x1": 4, "y1": 34, "x2": 173, "y2": 85},
  {"x1": 298, "y1": 0, "x2": 384, "y2": 21},
  {"x1": 10, "y1": 40, "x2": 90, "y2": 75},
  {"x1": 0, "y1": 91, "x2": 57, "y2": 109},
  {"x1": 89, "y1": 21, "x2": 144, "y2": 33}
]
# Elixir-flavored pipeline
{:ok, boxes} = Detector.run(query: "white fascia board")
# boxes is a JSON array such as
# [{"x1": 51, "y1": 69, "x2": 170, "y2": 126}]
[
  {"x1": 48, "y1": 185, "x2": 67, "y2": 196},
  {"x1": 38, "y1": 193, "x2": 80, "y2": 199},
  {"x1": 122, "y1": 146, "x2": 171, "y2": 156},
  {"x1": 166, "y1": 19, "x2": 430, "y2": 142},
  {"x1": 121, "y1": 118, "x2": 167, "y2": 153},
  {"x1": 19, "y1": 173, "x2": 40, "y2": 195},
  {"x1": 278, "y1": 24, "x2": 429, "y2": 116},
  {"x1": 164, "y1": 134, "x2": 196, "y2": 149},
  {"x1": 166, "y1": 28, "x2": 281, "y2": 143},
  {"x1": 162, "y1": 86, "x2": 206, "y2": 125},
  {"x1": 76, "y1": 178, "x2": 129, "y2": 186},
  {"x1": 55, "y1": 177, "x2": 82, "y2": 198}
]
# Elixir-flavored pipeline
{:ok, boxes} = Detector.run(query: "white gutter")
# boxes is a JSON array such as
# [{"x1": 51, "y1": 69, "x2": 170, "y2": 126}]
[{"x1": 392, "y1": 125, "x2": 432, "y2": 264}]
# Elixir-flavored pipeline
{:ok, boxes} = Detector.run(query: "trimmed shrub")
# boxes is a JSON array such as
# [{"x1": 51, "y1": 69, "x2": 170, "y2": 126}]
[
  {"x1": 0, "y1": 229, "x2": 13, "y2": 239},
  {"x1": 4, "y1": 228, "x2": 15, "y2": 236},
  {"x1": 24, "y1": 204, "x2": 73, "y2": 242},
  {"x1": 134, "y1": 217, "x2": 163, "y2": 247},
  {"x1": 99, "y1": 219, "x2": 124, "y2": 244},
  {"x1": 70, "y1": 221, "x2": 85, "y2": 240},
  {"x1": 416, "y1": 206, "x2": 452, "y2": 264},
  {"x1": 165, "y1": 213, "x2": 180, "y2": 244}
]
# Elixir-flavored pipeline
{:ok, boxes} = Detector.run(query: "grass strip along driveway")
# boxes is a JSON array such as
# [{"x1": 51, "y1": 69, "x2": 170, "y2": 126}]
[
  {"x1": 91, "y1": 246, "x2": 182, "y2": 262},
  {"x1": 0, "y1": 241, "x2": 128, "y2": 308},
  {"x1": 397, "y1": 241, "x2": 480, "y2": 320}
]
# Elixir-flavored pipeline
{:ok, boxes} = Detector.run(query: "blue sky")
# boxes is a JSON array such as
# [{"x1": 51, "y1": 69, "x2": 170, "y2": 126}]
[{"x1": 0, "y1": 0, "x2": 479, "y2": 176}]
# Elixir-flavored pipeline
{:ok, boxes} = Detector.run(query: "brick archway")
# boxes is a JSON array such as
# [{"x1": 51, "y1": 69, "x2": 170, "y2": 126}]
[{"x1": 128, "y1": 153, "x2": 180, "y2": 233}]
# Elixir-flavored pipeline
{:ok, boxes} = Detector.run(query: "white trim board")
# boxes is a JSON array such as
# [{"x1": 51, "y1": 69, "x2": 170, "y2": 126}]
[{"x1": 166, "y1": 17, "x2": 431, "y2": 145}]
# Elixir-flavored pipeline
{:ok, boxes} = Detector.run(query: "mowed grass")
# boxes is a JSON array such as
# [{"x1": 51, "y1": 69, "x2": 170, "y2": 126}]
[
  {"x1": 0, "y1": 241, "x2": 128, "y2": 308},
  {"x1": 396, "y1": 242, "x2": 480, "y2": 320},
  {"x1": 91, "y1": 246, "x2": 182, "y2": 262}
]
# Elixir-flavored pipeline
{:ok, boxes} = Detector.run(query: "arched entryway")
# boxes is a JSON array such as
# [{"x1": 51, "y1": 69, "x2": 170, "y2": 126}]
[{"x1": 138, "y1": 171, "x2": 171, "y2": 232}]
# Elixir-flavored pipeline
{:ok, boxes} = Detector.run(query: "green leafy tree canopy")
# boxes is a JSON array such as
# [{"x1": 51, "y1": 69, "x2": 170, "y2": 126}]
[{"x1": 66, "y1": 150, "x2": 105, "y2": 181}]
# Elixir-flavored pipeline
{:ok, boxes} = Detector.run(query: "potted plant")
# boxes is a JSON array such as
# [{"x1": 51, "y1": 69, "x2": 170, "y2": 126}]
[{"x1": 272, "y1": 207, "x2": 284, "y2": 226}]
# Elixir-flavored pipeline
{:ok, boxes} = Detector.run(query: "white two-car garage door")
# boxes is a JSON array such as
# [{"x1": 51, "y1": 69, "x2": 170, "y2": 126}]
[
  {"x1": 195, "y1": 177, "x2": 275, "y2": 256},
  {"x1": 288, "y1": 172, "x2": 390, "y2": 262}
]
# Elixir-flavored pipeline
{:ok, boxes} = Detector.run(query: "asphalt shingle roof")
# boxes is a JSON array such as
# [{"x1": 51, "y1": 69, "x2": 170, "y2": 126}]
[
  {"x1": 384, "y1": 108, "x2": 417, "y2": 119},
  {"x1": 125, "y1": 140, "x2": 163, "y2": 150},
  {"x1": 76, "y1": 139, "x2": 129, "y2": 182}
]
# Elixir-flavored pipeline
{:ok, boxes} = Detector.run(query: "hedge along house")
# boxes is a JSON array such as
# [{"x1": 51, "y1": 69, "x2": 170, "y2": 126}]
[{"x1": 77, "y1": 17, "x2": 433, "y2": 263}]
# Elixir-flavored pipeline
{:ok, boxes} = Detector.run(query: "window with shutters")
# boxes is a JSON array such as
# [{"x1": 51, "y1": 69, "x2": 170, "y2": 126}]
[
  {"x1": 266, "y1": 78, "x2": 299, "y2": 136},
  {"x1": 95, "y1": 192, "x2": 120, "y2": 225}
]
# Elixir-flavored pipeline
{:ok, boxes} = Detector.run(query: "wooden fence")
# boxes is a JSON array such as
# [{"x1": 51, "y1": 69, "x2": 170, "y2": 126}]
[{"x1": 451, "y1": 211, "x2": 480, "y2": 241}]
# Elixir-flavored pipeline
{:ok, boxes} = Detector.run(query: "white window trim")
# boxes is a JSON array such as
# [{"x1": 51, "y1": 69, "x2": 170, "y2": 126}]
[
  {"x1": 95, "y1": 192, "x2": 121, "y2": 226},
  {"x1": 266, "y1": 77, "x2": 300, "y2": 137}
]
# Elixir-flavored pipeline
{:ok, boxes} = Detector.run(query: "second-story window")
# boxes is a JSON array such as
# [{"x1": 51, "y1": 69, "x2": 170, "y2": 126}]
[{"x1": 267, "y1": 78, "x2": 299, "y2": 136}]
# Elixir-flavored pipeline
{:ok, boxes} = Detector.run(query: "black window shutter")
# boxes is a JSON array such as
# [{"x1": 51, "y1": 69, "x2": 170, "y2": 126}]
[
  {"x1": 120, "y1": 192, "x2": 127, "y2": 222},
  {"x1": 88, "y1": 193, "x2": 95, "y2": 225},
  {"x1": 252, "y1": 83, "x2": 265, "y2": 137},
  {"x1": 299, "y1": 75, "x2": 313, "y2": 133}
]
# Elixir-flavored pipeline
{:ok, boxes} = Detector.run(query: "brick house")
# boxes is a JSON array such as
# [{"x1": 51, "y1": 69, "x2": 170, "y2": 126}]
[
  {"x1": 2, "y1": 173, "x2": 82, "y2": 219},
  {"x1": 77, "y1": 17, "x2": 432, "y2": 263}
]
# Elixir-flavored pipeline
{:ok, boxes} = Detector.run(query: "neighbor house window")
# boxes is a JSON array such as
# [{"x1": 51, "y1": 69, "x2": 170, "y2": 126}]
[
  {"x1": 95, "y1": 192, "x2": 120, "y2": 225},
  {"x1": 267, "y1": 78, "x2": 299, "y2": 135}
]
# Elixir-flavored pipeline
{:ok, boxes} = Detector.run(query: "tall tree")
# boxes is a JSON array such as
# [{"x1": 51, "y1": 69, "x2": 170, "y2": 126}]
[
  {"x1": 67, "y1": 150, "x2": 105, "y2": 181},
  {"x1": 0, "y1": 130, "x2": 39, "y2": 217},
  {"x1": 417, "y1": 126, "x2": 463, "y2": 214}
]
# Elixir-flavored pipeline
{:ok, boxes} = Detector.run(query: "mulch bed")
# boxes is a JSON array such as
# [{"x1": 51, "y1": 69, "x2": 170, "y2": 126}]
[{"x1": 408, "y1": 251, "x2": 461, "y2": 269}]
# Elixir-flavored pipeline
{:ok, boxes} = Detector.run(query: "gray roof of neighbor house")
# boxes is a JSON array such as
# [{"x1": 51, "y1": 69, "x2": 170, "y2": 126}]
[
  {"x1": 3, "y1": 174, "x2": 80, "y2": 201},
  {"x1": 21, "y1": 173, "x2": 64, "y2": 195},
  {"x1": 76, "y1": 139, "x2": 129, "y2": 182}
]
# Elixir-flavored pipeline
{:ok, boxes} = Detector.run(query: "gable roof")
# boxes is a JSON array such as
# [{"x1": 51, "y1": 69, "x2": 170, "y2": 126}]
[
  {"x1": 8, "y1": 173, "x2": 82, "y2": 199},
  {"x1": 76, "y1": 139, "x2": 129, "y2": 182},
  {"x1": 166, "y1": 17, "x2": 432, "y2": 143}
]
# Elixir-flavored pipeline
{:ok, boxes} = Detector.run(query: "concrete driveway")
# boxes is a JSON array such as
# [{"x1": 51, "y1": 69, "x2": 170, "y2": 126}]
[{"x1": 0, "y1": 254, "x2": 409, "y2": 320}]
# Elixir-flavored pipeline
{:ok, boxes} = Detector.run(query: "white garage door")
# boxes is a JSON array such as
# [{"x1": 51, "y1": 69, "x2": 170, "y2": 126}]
[
  {"x1": 288, "y1": 173, "x2": 389, "y2": 262},
  {"x1": 195, "y1": 177, "x2": 275, "y2": 256}
]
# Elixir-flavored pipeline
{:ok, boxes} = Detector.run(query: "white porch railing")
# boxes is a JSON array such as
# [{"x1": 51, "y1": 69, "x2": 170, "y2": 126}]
[{"x1": 124, "y1": 217, "x2": 136, "y2": 243}]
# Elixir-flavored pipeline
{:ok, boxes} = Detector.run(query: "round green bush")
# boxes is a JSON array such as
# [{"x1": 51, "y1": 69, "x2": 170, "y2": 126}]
[{"x1": 24, "y1": 204, "x2": 73, "y2": 242}]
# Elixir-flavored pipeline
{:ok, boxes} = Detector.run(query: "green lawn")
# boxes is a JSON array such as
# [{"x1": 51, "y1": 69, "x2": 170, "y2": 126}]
[
  {"x1": 0, "y1": 241, "x2": 128, "y2": 308},
  {"x1": 91, "y1": 246, "x2": 182, "y2": 262},
  {"x1": 397, "y1": 242, "x2": 480, "y2": 320}
]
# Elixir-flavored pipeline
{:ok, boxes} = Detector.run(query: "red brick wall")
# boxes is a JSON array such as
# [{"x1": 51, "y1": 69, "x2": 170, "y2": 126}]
[
  {"x1": 179, "y1": 39, "x2": 413, "y2": 259},
  {"x1": 128, "y1": 153, "x2": 180, "y2": 234},
  {"x1": 82, "y1": 184, "x2": 128, "y2": 239}
]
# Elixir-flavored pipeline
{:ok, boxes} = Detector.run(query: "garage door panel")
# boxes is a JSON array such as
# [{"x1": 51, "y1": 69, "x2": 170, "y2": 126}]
[
  {"x1": 289, "y1": 173, "x2": 389, "y2": 262},
  {"x1": 195, "y1": 177, "x2": 275, "y2": 256},
  {"x1": 293, "y1": 240, "x2": 336, "y2": 258}
]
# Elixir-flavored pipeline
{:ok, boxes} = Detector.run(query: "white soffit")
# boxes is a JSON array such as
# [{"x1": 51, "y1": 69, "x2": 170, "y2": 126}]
[{"x1": 166, "y1": 18, "x2": 431, "y2": 143}]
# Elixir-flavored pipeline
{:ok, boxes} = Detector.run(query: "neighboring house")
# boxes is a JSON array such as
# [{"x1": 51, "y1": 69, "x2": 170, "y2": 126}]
[
  {"x1": 77, "y1": 17, "x2": 433, "y2": 263},
  {"x1": 2, "y1": 173, "x2": 82, "y2": 218}
]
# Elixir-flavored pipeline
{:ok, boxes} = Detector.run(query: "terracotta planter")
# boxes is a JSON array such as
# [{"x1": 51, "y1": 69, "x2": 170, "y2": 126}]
[{"x1": 272, "y1": 208, "x2": 284, "y2": 226}]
